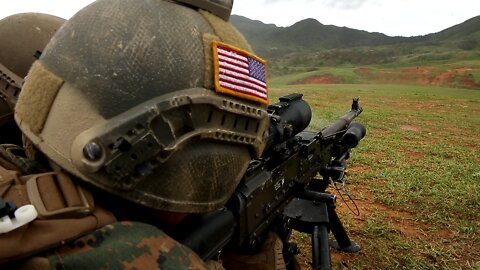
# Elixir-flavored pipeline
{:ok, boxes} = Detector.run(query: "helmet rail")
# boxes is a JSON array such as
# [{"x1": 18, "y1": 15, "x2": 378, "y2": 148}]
[{"x1": 71, "y1": 88, "x2": 269, "y2": 191}]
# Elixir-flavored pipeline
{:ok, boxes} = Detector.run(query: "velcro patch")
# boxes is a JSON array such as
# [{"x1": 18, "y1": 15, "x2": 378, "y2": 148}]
[
  {"x1": 213, "y1": 41, "x2": 268, "y2": 105},
  {"x1": 15, "y1": 61, "x2": 64, "y2": 135}
]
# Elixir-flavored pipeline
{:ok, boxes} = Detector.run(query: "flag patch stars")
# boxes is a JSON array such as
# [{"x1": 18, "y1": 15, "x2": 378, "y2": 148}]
[{"x1": 213, "y1": 41, "x2": 268, "y2": 105}]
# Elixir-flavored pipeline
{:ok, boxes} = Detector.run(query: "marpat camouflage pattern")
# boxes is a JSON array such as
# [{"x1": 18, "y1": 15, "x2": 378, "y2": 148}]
[{"x1": 49, "y1": 222, "x2": 209, "y2": 270}]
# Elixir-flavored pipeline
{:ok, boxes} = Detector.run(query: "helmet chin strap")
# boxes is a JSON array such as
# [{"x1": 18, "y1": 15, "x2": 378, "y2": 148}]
[{"x1": 174, "y1": 0, "x2": 233, "y2": 21}]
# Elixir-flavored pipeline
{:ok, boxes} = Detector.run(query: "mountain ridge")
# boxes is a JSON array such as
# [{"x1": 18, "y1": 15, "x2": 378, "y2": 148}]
[{"x1": 230, "y1": 15, "x2": 480, "y2": 59}]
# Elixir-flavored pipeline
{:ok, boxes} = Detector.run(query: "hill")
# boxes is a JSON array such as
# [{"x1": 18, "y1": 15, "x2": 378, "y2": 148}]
[
  {"x1": 230, "y1": 15, "x2": 480, "y2": 59},
  {"x1": 230, "y1": 15, "x2": 480, "y2": 85},
  {"x1": 426, "y1": 16, "x2": 480, "y2": 41}
]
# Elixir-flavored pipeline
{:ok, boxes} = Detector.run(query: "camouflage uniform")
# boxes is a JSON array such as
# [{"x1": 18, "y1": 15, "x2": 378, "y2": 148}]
[
  {"x1": 49, "y1": 222, "x2": 209, "y2": 270},
  {"x1": 0, "y1": 145, "x2": 210, "y2": 269}
]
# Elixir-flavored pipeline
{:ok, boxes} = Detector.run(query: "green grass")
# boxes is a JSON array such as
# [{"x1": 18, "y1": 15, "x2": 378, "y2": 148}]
[
  {"x1": 269, "y1": 52, "x2": 480, "y2": 89},
  {"x1": 266, "y1": 43, "x2": 480, "y2": 77},
  {"x1": 269, "y1": 63, "x2": 480, "y2": 90},
  {"x1": 270, "y1": 67, "x2": 362, "y2": 86},
  {"x1": 472, "y1": 70, "x2": 480, "y2": 84},
  {"x1": 271, "y1": 83, "x2": 480, "y2": 269}
]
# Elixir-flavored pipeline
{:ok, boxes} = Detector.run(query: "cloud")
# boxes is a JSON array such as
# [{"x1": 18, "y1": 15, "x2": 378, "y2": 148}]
[
  {"x1": 260, "y1": 0, "x2": 370, "y2": 9},
  {"x1": 0, "y1": 0, "x2": 94, "y2": 20},
  {"x1": 261, "y1": 0, "x2": 295, "y2": 3},
  {"x1": 323, "y1": 0, "x2": 371, "y2": 9}
]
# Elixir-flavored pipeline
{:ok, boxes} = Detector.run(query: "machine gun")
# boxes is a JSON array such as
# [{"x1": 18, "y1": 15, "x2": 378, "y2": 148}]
[{"x1": 175, "y1": 93, "x2": 366, "y2": 269}]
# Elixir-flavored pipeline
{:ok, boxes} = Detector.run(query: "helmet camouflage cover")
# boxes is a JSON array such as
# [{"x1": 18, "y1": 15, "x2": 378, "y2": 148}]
[
  {"x1": 0, "y1": 13, "x2": 65, "y2": 126},
  {"x1": 15, "y1": 0, "x2": 270, "y2": 213}
]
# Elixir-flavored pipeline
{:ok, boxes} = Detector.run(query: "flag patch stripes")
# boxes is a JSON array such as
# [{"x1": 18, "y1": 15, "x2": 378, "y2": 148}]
[{"x1": 213, "y1": 41, "x2": 268, "y2": 105}]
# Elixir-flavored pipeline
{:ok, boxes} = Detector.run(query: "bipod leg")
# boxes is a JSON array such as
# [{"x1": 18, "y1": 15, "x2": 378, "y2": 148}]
[
  {"x1": 283, "y1": 196, "x2": 332, "y2": 270},
  {"x1": 312, "y1": 225, "x2": 331, "y2": 270},
  {"x1": 327, "y1": 207, "x2": 360, "y2": 253}
]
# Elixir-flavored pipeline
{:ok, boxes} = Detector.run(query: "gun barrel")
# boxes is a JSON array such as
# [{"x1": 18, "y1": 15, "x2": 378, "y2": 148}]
[{"x1": 321, "y1": 98, "x2": 363, "y2": 139}]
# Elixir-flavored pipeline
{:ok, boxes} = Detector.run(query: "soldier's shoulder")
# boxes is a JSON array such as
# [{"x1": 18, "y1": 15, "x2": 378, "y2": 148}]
[{"x1": 50, "y1": 221, "x2": 209, "y2": 270}]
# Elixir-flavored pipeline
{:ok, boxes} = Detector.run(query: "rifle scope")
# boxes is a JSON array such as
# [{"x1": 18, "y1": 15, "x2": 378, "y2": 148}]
[{"x1": 264, "y1": 93, "x2": 312, "y2": 152}]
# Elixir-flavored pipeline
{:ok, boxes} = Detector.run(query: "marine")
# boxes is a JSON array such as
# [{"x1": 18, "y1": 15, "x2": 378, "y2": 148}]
[
  {"x1": 0, "y1": 1, "x2": 288, "y2": 269},
  {"x1": 0, "y1": 12, "x2": 65, "y2": 145}
]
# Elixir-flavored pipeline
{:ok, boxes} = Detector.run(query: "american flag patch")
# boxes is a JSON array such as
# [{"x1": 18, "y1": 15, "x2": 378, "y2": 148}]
[{"x1": 213, "y1": 42, "x2": 268, "y2": 105}]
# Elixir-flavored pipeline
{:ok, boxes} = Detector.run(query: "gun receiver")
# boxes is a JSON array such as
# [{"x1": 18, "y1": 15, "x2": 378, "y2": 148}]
[{"x1": 178, "y1": 94, "x2": 366, "y2": 270}]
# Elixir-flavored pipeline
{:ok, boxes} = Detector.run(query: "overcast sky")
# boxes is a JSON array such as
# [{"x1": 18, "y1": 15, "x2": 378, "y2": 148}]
[{"x1": 1, "y1": 0, "x2": 479, "y2": 37}]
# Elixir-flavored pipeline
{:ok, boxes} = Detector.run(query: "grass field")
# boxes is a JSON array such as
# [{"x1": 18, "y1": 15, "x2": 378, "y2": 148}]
[
  {"x1": 269, "y1": 61, "x2": 480, "y2": 90},
  {"x1": 268, "y1": 83, "x2": 480, "y2": 269}
]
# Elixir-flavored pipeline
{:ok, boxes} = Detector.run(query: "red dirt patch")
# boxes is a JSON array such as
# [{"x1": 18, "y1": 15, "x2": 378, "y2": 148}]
[
  {"x1": 290, "y1": 66, "x2": 480, "y2": 89},
  {"x1": 353, "y1": 66, "x2": 480, "y2": 89},
  {"x1": 399, "y1": 148, "x2": 425, "y2": 163},
  {"x1": 400, "y1": 125, "x2": 420, "y2": 132},
  {"x1": 333, "y1": 190, "x2": 426, "y2": 239},
  {"x1": 293, "y1": 184, "x2": 458, "y2": 269},
  {"x1": 460, "y1": 73, "x2": 478, "y2": 89},
  {"x1": 291, "y1": 74, "x2": 339, "y2": 85},
  {"x1": 380, "y1": 67, "x2": 431, "y2": 75}
]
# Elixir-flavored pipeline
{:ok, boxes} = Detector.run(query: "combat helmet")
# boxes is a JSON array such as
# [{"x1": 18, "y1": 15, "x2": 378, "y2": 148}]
[
  {"x1": 0, "y1": 13, "x2": 65, "y2": 127},
  {"x1": 15, "y1": 0, "x2": 270, "y2": 213}
]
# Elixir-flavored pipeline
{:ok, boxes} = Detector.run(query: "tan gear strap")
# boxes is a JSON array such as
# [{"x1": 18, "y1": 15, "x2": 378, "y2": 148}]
[
  {"x1": 0, "y1": 163, "x2": 23, "y2": 202},
  {"x1": 0, "y1": 168, "x2": 115, "y2": 264},
  {"x1": 25, "y1": 172, "x2": 94, "y2": 219}
]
